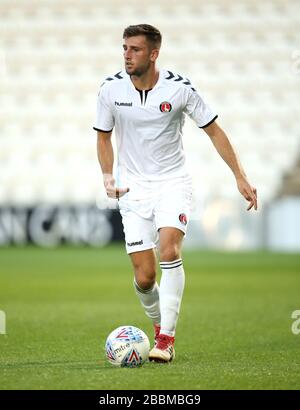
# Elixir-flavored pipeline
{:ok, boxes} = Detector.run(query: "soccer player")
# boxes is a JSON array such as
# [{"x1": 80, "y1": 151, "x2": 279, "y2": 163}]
[{"x1": 94, "y1": 24, "x2": 257, "y2": 363}]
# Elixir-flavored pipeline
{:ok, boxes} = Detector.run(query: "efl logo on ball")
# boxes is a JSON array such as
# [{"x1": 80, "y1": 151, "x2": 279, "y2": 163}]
[
  {"x1": 105, "y1": 325, "x2": 150, "y2": 367},
  {"x1": 160, "y1": 101, "x2": 172, "y2": 112}
]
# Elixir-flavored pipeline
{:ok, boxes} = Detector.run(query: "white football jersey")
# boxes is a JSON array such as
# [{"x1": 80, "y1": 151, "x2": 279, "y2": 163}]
[{"x1": 94, "y1": 68, "x2": 217, "y2": 181}]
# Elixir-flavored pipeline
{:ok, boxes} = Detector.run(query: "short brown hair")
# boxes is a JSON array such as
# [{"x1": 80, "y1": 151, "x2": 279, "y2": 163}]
[{"x1": 123, "y1": 24, "x2": 162, "y2": 49}]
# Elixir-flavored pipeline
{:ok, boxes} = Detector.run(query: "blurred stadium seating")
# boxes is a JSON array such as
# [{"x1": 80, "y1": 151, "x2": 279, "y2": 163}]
[{"x1": 0, "y1": 0, "x2": 299, "y2": 248}]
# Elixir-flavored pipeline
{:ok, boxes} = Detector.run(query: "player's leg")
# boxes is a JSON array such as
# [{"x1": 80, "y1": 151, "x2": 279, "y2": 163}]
[
  {"x1": 130, "y1": 249, "x2": 161, "y2": 328},
  {"x1": 148, "y1": 227, "x2": 184, "y2": 362},
  {"x1": 159, "y1": 226, "x2": 185, "y2": 337},
  {"x1": 119, "y1": 208, "x2": 161, "y2": 334},
  {"x1": 159, "y1": 226, "x2": 183, "y2": 261},
  {"x1": 149, "y1": 176, "x2": 192, "y2": 362}
]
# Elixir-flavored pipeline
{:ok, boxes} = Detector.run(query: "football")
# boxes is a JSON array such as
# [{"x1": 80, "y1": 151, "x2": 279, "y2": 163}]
[{"x1": 105, "y1": 325, "x2": 150, "y2": 367}]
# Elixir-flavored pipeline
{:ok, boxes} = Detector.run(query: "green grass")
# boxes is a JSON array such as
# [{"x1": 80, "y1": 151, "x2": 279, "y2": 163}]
[{"x1": 0, "y1": 245, "x2": 300, "y2": 390}]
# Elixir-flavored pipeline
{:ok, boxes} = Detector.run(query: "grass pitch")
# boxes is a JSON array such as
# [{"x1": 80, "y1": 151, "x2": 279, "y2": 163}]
[{"x1": 0, "y1": 245, "x2": 299, "y2": 390}]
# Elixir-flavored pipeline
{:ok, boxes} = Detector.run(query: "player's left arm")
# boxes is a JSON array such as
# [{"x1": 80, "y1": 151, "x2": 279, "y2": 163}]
[{"x1": 203, "y1": 120, "x2": 258, "y2": 211}]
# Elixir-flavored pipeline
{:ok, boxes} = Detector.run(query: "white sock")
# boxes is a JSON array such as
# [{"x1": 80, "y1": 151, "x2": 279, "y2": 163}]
[
  {"x1": 159, "y1": 259, "x2": 185, "y2": 337},
  {"x1": 133, "y1": 279, "x2": 161, "y2": 325}
]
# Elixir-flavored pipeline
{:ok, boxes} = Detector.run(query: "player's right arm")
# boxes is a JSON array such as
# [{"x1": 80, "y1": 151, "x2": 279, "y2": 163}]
[
  {"x1": 97, "y1": 130, "x2": 114, "y2": 175},
  {"x1": 94, "y1": 81, "x2": 129, "y2": 199},
  {"x1": 96, "y1": 130, "x2": 129, "y2": 199}
]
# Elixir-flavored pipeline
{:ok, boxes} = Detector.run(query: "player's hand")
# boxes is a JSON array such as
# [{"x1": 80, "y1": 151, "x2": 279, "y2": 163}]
[
  {"x1": 103, "y1": 173, "x2": 129, "y2": 199},
  {"x1": 236, "y1": 176, "x2": 258, "y2": 211}
]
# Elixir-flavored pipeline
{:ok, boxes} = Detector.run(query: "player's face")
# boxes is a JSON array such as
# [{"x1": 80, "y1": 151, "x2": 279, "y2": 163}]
[{"x1": 123, "y1": 36, "x2": 158, "y2": 77}]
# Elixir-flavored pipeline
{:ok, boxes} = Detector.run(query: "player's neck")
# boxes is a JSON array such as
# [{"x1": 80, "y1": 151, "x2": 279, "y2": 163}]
[{"x1": 130, "y1": 67, "x2": 159, "y2": 91}]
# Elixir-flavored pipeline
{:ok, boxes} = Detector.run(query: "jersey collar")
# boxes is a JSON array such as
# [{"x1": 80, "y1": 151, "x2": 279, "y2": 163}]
[{"x1": 125, "y1": 68, "x2": 163, "y2": 92}]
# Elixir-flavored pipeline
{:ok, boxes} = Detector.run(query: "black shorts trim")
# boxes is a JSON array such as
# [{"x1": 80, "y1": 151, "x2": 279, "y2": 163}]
[
  {"x1": 199, "y1": 115, "x2": 218, "y2": 129},
  {"x1": 93, "y1": 127, "x2": 113, "y2": 133}
]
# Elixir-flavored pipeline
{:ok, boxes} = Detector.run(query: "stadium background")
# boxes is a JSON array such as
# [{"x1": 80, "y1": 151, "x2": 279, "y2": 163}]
[
  {"x1": 0, "y1": 0, "x2": 299, "y2": 250},
  {"x1": 0, "y1": 0, "x2": 300, "y2": 390}
]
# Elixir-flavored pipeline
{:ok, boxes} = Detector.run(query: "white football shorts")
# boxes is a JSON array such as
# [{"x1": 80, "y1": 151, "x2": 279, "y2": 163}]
[{"x1": 118, "y1": 175, "x2": 193, "y2": 254}]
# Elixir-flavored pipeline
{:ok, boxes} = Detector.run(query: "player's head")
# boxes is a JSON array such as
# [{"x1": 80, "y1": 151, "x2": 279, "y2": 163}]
[{"x1": 123, "y1": 24, "x2": 162, "y2": 77}]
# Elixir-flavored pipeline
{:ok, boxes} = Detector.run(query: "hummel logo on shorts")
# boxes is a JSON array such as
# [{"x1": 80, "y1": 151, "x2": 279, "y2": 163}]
[{"x1": 127, "y1": 240, "x2": 143, "y2": 246}]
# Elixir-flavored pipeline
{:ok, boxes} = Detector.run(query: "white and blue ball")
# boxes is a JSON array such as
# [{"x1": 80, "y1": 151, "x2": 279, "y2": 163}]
[{"x1": 105, "y1": 325, "x2": 150, "y2": 367}]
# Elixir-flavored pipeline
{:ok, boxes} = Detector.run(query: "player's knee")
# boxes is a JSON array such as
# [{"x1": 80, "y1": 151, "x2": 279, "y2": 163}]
[
  {"x1": 134, "y1": 265, "x2": 156, "y2": 290},
  {"x1": 160, "y1": 245, "x2": 181, "y2": 262},
  {"x1": 135, "y1": 274, "x2": 156, "y2": 290}
]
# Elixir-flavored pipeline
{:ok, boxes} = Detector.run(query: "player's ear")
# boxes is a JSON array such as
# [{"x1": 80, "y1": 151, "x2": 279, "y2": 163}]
[{"x1": 150, "y1": 48, "x2": 159, "y2": 62}]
